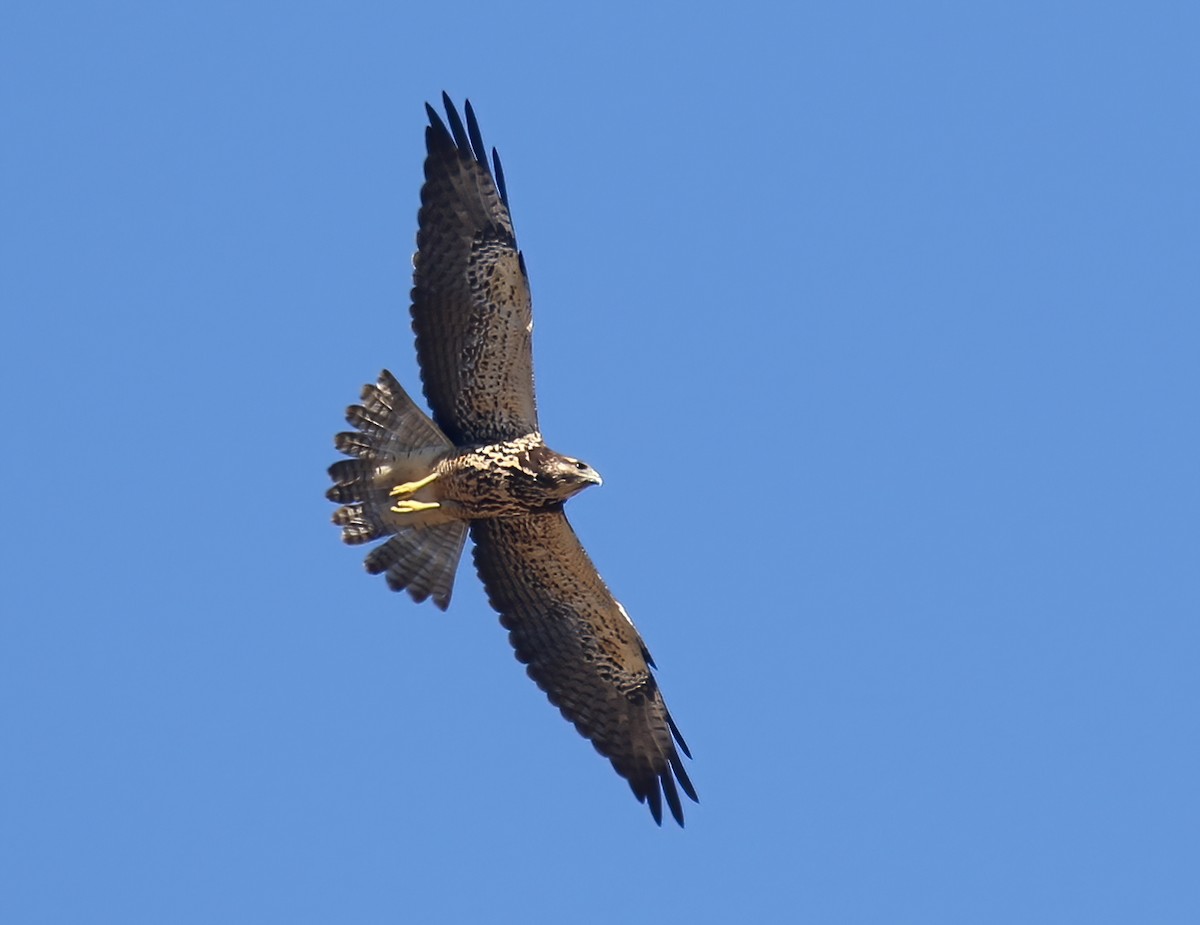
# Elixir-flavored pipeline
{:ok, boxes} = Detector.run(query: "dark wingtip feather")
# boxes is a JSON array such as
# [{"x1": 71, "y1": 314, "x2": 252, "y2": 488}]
[
  {"x1": 491, "y1": 148, "x2": 509, "y2": 206},
  {"x1": 628, "y1": 775, "x2": 663, "y2": 825},
  {"x1": 666, "y1": 710, "x2": 692, "y2": 759},
  {"x1": 441, "y1": 93, "x2": 470, "y2": 153},
  {"x1": 463, "y1": 99, "x2": 487, "y2": 167},
  {"x1": 424, "y1": 102, "x2": 450, "y2": 147},
  {"x1": 662, "y1": 772, "x2": 684, "y2": 827},
  {"x1": 670, "y1": 752, "x2": 699, "y2": 805},
  {"x1": 646, "y1": 781, "x2": 664, "y2": 826},
  {"x1": 432, "y1": 94, "x2": 505, "y2": 198}
]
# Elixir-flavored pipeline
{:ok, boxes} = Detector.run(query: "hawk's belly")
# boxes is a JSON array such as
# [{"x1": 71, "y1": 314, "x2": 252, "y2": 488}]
[{"x1": 435, "y1": 436, "x2": 563, "y2": 519}]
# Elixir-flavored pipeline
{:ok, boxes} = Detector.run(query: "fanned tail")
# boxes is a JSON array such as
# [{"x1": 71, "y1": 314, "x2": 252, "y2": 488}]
[
  {"x1": 327, "y1": 370, "x2": 466, "y2": 610},
  {"x1": 364, "y1": 521, "x2": 468, "y2": 610}
]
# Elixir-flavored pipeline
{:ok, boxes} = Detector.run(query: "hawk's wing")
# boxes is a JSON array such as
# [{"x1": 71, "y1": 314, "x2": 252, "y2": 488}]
[
  {"x1": 411, "y1": 95, "x2": 537, "y2": 446},
  {"x1": 470, "y1": 512, "x2": 698, "y2": 826}
]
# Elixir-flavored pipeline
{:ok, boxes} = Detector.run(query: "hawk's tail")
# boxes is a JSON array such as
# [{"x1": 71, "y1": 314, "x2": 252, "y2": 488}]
[
  {"x1": 362, "y1": 520, "x2": 468, "y2": 610},
  {"x1": 327, "y1": 370, "x2": 466, "y2": 610}
]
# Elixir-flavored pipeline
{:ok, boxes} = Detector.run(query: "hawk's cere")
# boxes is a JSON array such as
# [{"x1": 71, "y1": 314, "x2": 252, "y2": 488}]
[{"x1": 327, "y1": 95, "x2": 697, "y2": 826}]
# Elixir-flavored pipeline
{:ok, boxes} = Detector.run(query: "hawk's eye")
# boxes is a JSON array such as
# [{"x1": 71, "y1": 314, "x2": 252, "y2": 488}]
[{"x1": 574, "y1": 461, "x2": 589, "y2": 471}]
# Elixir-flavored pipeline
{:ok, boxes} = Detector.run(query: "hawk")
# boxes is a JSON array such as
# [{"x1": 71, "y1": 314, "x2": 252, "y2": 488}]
[{"x1": 327, "y1": 94, "x2": 697, "y2": 826}]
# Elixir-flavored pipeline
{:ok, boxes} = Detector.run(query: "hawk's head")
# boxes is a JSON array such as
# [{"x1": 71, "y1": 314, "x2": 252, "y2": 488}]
[{"x1": 526, "y1": 446, "x2": 603, "y2": 502}]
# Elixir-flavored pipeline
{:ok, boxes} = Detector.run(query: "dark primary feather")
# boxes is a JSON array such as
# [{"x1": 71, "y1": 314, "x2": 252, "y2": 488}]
[
  {"x1": 470, "y1": 511, "x2": 698, "y2": 826},
  {"x1": 463, "y1": 99, "x2": 487, "y2": 167},
  {"x1": 491, "y1": 148, "x2": 509, "y2": 207},
  {"x1": 441, "y1": 93, "x2": 470, "y2": 150},
  {"x1": 412, "y1": 96, "x2": 537, "y2": 446}
]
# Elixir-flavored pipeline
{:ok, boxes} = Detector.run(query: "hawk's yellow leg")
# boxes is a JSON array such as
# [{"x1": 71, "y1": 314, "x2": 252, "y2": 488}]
[
  {"x1": 389, "y1": 471, "x2": 440, "y2": 515},
  {"x1": 391, "y1": 499, "x2": 440, "y2": 514},
  {"x1": 389, "y1": 471, "x2": 439, "y2": 498}
]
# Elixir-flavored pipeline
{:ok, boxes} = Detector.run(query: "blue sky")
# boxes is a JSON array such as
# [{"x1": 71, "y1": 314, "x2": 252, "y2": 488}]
[{"x1": 3, "y1": 2, "x2": 1198, "y2": 922}]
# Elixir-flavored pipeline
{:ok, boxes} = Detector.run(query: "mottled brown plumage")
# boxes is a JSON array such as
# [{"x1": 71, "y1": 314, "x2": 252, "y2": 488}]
[
  {"x1": 412, "y1": 98, "x2": 536, "y2": 446},
  {"x1": 327, "y1": 94, "x2": 696, "y2": 825}
]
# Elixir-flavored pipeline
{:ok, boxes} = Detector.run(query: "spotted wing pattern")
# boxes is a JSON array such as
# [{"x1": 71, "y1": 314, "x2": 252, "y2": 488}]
[
  {"x1": 412, "y1": 94, "x2": 538, "y2": 446},
  {"x1": 470, "y1": 511, "x2": 698, "y2": 826}
]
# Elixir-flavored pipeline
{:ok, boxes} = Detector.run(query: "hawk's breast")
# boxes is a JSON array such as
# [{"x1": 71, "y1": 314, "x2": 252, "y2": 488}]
[{"x1": 437, "y1": 433, "x2": 556, "y2": 518}]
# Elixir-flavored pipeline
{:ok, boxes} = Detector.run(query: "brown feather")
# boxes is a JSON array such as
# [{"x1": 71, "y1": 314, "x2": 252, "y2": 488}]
[
  {"x1": 364, "y1": 521, "x2": 468, "y2": 611},
  {"x1": 411, "y1": 97, "x2": 538, "y2": 445},
  {"x1": 470, "y1": 511, "x2": 697, "y2": 826}
]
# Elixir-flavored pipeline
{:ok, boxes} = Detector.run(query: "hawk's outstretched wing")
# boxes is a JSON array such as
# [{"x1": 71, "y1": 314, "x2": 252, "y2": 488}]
[
  {"x1": 470, "y1": 512, "x2": 698, "y2": 826},
  {"x1": 412, "y1": 94, "x2": 538, "y2": 446}
]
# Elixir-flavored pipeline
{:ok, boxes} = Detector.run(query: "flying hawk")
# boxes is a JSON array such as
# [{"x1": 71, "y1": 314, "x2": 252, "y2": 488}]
[{"x1": 327, "y1": 94, "x2": 697, "y2": 825}]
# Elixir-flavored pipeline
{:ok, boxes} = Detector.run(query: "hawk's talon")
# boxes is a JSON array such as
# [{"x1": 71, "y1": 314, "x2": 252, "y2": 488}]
[
  {"x1": 389, "y1": 471, "x2": 439, "y2": 498},
  {"x1": 391, "y1": 499, "x2": 441, "y2": 515}
]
